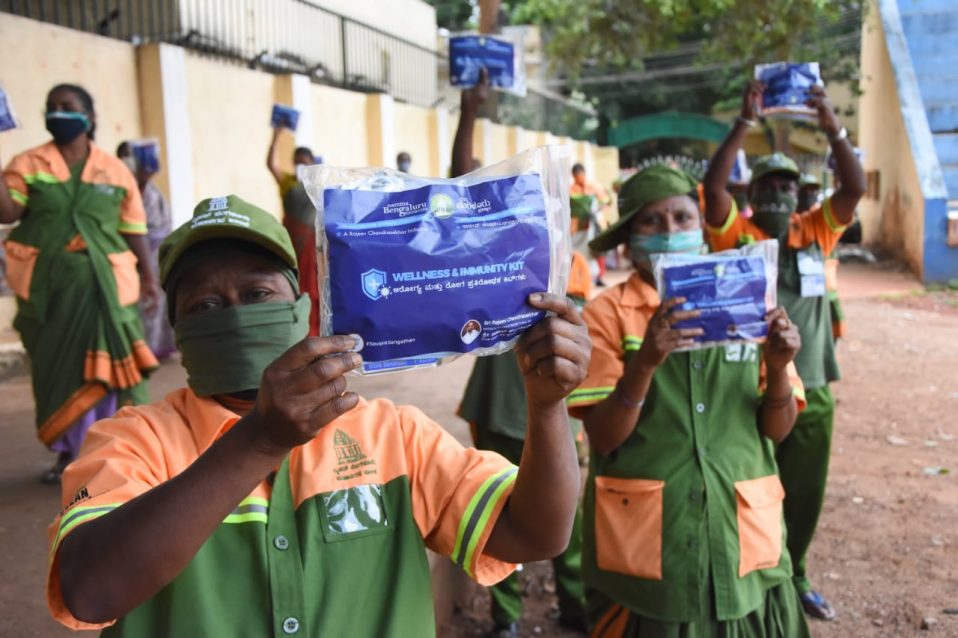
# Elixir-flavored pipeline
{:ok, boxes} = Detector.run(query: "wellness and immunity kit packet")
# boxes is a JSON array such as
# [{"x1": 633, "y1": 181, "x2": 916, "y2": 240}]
[
  {"x1": 302, "y1": 146, "x2": 571, "y2": 374},
  {"x1": 652, "y1": 240, "x2": 779, "y2": 350}
]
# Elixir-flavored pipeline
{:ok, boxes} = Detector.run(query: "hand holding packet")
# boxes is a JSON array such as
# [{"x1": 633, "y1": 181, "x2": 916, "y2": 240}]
[
  {"x1": 271, "y1": 103, "x2": 300, "y2": 131},
  {"x1": 0, "y1": 85, "x2": 18, "y2": 132},
  {"x1": 301, "y1": 146, "x2": 572, "y2": 375},
  {"x1": 652, "y1": 240, "x2": 779, "y2": 350},
  {"x1": 754, "y1": 62, "x2": 824, "y2": 121},
  {"x1": 449, "y1": 33, "x2": 527, "y2": 96},
  {"x1": 130, "y1": 138, "x2": 161, "y2": 173}
]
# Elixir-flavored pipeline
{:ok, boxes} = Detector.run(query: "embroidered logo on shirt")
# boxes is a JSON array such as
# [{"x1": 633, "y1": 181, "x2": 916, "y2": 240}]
[{"x1": 333, "y1": 429, "x2": 378, "y2": 481}]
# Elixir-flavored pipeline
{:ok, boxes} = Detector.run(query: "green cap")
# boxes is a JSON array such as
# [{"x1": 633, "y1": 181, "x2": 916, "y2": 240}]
[
  {"x1": 799, "y1": 172, "x2": 821, "y2": 187},
  {"x1": 589, "y1": 164, "x2": 698, "y2": 253},
  {"x1": 158, "y1": 195, "x2": 298, "y2": 287},
  {"x1": 749, "y1": 152, "x2": 800, "y2": 185}
]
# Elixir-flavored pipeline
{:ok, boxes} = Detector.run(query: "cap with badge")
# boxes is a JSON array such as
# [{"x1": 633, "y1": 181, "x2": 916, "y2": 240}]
[
  {"x1": 159, "y1": 194, "x2": 297, "y2": 287},
  {"x1": 749, "y1": 152, "x2": 801, "y2": 185},
  {"x1": 589, "y1": 164, "x2": 699, "y2": 253}
]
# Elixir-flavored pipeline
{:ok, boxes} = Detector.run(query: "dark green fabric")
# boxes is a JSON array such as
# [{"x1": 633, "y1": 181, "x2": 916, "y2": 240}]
[
  {"x1": 174, "y1": 294, "x2": 311, "y2": 396},
  {"x1": 776, "y1": 244, "x2": 840, "y2": 389},
  {"x1": 583, "y1": 345, "x2": 792, "y2": 623},
  {"x1": 585, "y1": 579, "x2": 810, "y2": 637},
  {"x1": 775, "y1": 386, "x2": 834, "y2": 594},
  {"x1": 460, "y1": 352, "x2": 583, "y2": 440},
  {"x1": 8, "y1": 153, "x2": 152, "y2": 432},
  {"x1": 749, "y1": 154, "x2": 800, "y2": 185},
  {"x1": 590, "y1": 166, "x2": 698, "y2": 253},
  {"x1": 474, "y1": 428, "x2": 585, "y2": 624},
  {"x1": 102, "y1": 474, "x2": 437, "y2": 637},
  {"x1": 159, "y1": 194, "x2": 297, "y2": 286}
]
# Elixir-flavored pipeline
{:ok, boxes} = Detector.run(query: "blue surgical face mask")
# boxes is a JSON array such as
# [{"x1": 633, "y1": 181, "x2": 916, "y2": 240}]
[{"x1": 629, "y1": 229, "x2": 705, "y2": 271}]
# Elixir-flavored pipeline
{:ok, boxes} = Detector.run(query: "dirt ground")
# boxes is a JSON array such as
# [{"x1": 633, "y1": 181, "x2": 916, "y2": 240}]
[{"x1": 1, "y1": 263, "x2": 956, "y2": 637}]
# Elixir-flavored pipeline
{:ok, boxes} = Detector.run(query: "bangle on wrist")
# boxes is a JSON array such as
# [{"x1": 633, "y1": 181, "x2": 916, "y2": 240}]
[
  {"x1": 763, "y1": 393, "x2": 794, "y2": 409},
  {"x1": 736, "y1": 115, "x2": 758, "y2": 128},
  {"x1": 614, "y1": 381, "x2": 644, "y2": 410}
]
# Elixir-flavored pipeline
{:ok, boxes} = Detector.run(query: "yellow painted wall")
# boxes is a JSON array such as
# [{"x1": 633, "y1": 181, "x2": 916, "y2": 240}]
[
  {"x1": 486, "y1": 122, "x2": 511, "y2": 165},
  {"x1": 184, "y1": 53, "x2": 281, "y2": 216},
  {"x1": 310, "y1": 84, "x2": 372, "y2": 168},
  {"x1": 858, "y1": 4, "x2": 924, "y2": 274},
  {"x1": 0, "y1": 13, "x2": 141, "y2": 161},
  {"x1": 394, "y1": 102, "x2": 437, "y2": 176}
]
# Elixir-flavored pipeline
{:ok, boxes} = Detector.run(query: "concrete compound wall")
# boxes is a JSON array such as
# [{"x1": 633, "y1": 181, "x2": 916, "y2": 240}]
[
  {"x1": 0, "y1": 13, "x2": 619, "y2": 327},
  {"x1": 858, "y1": 0, "x2": 930, "y2": 276}
]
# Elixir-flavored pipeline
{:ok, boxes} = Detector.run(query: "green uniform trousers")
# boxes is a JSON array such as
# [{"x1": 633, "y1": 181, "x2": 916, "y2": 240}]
[
  {"x1": 474, "y1": 428, "x2": 586, "y2": 625},
  {"x1": 775, "y1": 385, "x2": 835, "y2": 594}
]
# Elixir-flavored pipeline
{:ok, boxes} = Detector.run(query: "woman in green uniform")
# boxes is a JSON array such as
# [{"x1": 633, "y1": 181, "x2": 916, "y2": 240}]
[
  {"x1": 0, "y1": 84, "x2": 158, "y2": 481},
  {"x1": 566, "y1": 165, "x2": 811, "y2": 637}
]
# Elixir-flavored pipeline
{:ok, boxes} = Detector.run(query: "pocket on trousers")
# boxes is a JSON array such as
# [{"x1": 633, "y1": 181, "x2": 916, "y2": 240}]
[
  {"x1": 4, "y1": 240, "x2": 40, "y2": 301},
  {"x1": 107, "y1": 250, "x2": 140, "y2": 306},
  {"x1": 735, "y1": 474, "x2": 785, "y2": 577},
  {"x1": 593, "y1": 476, "x2": 664, "y2": 580}
]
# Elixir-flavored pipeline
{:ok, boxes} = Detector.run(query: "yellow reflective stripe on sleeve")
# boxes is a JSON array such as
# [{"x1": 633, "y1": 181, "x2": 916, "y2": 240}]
[
  {"x1": 567, "y1": 386, "x2": 615, "y2": 407},
  {"x1": 622, "y1": 335, "x2": 644, "y2": 352},
  {"x1": 22, "y1": 172, "x2": 62, "y2": 185},
  {"x1": 452, "y1": 465, "x2": 518, "y2": 577},
  {"x1": 118, "y1": 222, "x2": 148, "y2": 234},
  {"x1": 822, "y1": 198, "x2": 846, "y2": 233},
  {"x1": 51, "y1": 503, "x2": 122, "y2": 557},
  {"x1": 222, "y1": 496, "x2": 269, "y2": 524},
  {"x1": 707, "y1": 198, "x2": 739, "y2": 236},
  {"x1": 9, "y1": 189, "x2": 28, "y2": 205}
]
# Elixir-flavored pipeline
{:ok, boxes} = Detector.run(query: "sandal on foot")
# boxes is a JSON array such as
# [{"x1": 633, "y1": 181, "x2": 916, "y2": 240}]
[{"x1": 800, "y1": 590, "x2": 837, "y2": 621}]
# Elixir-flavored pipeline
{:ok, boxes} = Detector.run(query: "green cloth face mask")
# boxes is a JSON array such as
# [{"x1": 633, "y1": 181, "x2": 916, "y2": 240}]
[
  {"x1": 629, "y1": 230, "x2": 704, "y2": 271},
  {"x1": 174, "y1": 295, "x2": 311, "y2": 396},
  {"x1": 750, "y1": 191, "x2": 797, "y2": 239}
]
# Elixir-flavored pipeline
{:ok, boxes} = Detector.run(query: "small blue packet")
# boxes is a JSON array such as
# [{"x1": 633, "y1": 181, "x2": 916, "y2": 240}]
[
  {"x1": 271, "y1": 104, "x2": 300, "y2": 131},
  {"x1": 131, "y1": 138, "x2": 161, "y2": 173},
  {"x1": 653, "y1": 240, "x2": 779, "y2": 349},
  {"x1": 0, "y1": 86, "x2": 18, "y2": 132},
  {"x1": 449, "y1": 34, "x2": 526, "y2": 96},
  {"x1": 301, "y1": 146, "x2": 571, "y2": 375},
  {"x1": 755, "y1": 62, "x2": 824, "y2": 120},
  {"x1": 728, "y1": 149, "x2": 750, "y2": 185}
]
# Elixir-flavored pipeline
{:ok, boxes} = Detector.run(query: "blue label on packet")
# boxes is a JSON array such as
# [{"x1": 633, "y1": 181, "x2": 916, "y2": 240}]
[
  {"x1": 757, "y1": 62, "x2": 822, "y2": 112},
  {"x1": 132, "y1": 141, "x2": 160, "y2": 173},
  {"x1": 449, "y1": 36, "x2": 516, "y2": 89},
  {"x1": 664, "y1": 256, "x2": 769, "y2": 343},
  {"x1": 324, "y1": 174, "x2": 550, "y2": 368},
  {"x1": 271, "y1": 104, "x2": 300, "y2": 131},
  {"x1": 0, "y1": 87, "x2": 16, "y2": 132}
]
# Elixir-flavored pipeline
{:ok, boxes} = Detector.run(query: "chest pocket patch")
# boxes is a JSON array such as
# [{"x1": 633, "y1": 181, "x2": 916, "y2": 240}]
[
  {"x1": 724, "y1": 343, "x2": 759, "y2": 363},
  {"x1": 319, "y1": 483, "x2": 391, "y2": 542}
]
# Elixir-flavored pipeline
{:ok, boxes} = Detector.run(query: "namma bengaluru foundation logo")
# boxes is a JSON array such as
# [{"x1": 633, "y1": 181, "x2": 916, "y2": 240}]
[{"x1": 429, "y1": 193, "x2": 455, "y2": 219}]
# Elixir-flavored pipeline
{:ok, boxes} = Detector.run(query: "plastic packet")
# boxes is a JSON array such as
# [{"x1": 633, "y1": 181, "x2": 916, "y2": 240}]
[
  {"x1": 449, "y1": 32, "x2": 527, "y2": 97},
  {"x1": 130, "y1": 138, "x2": 161, "y2": 173},
  {"x1": 755, "y1": 62, "x2": 824, "y2": 121},
  {"x1": 271, "y1": 103, "x2": 300, "y2": 131},
  {"x1": 652, "y1": 240, "x2": 779, "y2": 351},
  {"x1": 0, "y1": 85, "x2": 18, "y2": 132},
  {"x1": 301, "y1": 145, "x2": 572, "y2": 375}
]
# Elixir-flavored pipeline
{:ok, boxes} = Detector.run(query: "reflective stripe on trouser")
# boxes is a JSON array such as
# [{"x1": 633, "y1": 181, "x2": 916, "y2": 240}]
[{"x1": 775, "y1": 385, "x2": 835, "y2": 594}]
